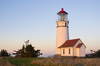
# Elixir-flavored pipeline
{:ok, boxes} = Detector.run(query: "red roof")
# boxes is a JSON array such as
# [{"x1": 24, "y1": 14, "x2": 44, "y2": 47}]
[
  {"x1": 58, "y1": 39, "x2": 79, "y2": 48},
  {"x1": 57, "y1": 8, "x2": 68, "y2": 14},
  {"x1": 76, "y1": 43, "x2": 83, "y2": 48}
]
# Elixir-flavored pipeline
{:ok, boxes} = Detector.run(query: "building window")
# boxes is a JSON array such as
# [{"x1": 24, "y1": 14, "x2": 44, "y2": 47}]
[
  {"x1": 63, "y1": 49, "x2": 65, "y2": 54},
  {"x1": 69, "y1": 48, "x2": 70, "y2": 54},
  {"x1": 65, "y1": 23, "x2": 66, "y2": 26}
]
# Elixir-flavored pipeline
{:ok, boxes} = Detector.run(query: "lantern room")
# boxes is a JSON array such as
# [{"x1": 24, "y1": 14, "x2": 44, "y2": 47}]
[{"x1": 57, "y1": 8, "x2": 68, "y2": 21}]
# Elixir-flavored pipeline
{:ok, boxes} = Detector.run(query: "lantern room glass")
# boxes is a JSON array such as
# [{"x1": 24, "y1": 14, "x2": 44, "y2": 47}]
[{"x1": 57, "y1": 13, "x2": 67, "y2": 21}]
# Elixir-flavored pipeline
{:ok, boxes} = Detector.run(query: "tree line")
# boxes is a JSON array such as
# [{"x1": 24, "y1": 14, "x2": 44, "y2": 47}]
[
  {"x1": 86, "y1": 49, "x2": 100, "y2": 58},
  {"x1": 0, "y1": 40, "x2": 42, "y2": 58},
  {"x1": 90, "y1": 49, "x2": 100, "y2": 58}
]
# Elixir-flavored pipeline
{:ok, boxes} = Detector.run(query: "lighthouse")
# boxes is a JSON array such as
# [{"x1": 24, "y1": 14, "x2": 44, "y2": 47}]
[
  {"x1": 55, "y1": 8, "x2": 69, "y2": 55},
  {"x1": 55, "y1": 8, "x2": 86, "y2": 57}
]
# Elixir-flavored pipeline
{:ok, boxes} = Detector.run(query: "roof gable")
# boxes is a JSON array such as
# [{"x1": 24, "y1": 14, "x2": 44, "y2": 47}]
[
  {"x1": 58, "y1": 39, "x2": 79, "y2": 48},
  {"x1": 76, "y1": 43, "x2": 83, "y2": 48}
]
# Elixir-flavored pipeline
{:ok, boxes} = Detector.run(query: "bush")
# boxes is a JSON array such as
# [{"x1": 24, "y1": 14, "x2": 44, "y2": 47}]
[{"x1": 0, "y1": 49, "x2": 10, "y2": 57}]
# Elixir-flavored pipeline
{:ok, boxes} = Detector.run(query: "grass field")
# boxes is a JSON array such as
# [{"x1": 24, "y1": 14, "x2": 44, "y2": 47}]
[
  {"x1": 31, "y1": 58, "x2": 100, "y2": 66},
  {"x1": 3, "y1": 58, "x2": 41, "y2": 66},
  {"x1": 1, "y1": 57, "x2": 100, "y2": 66}
]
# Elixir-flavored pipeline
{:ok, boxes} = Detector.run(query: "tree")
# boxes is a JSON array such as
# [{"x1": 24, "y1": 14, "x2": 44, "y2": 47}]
[
  {"x1": 90, "y1": 50, "x2": 93, "y2": 54},
  {"x1": 13, "y1": 40, "x2": 42, "y2": 58},
  {"x1": 92, "y1": 50, "x2": 100, "y2": 58},
  {"x1": 0, "y1": 49, "x2": 10, "y2": 57}
]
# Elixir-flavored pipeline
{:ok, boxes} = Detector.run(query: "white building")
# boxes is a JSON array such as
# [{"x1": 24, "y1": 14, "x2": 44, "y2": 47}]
[{"x1": 55, "y1": 8, "x2": 86, "y2": 57}]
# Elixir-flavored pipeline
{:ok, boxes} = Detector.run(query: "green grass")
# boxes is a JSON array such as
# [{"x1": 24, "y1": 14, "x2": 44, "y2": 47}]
[{"x1": 3, "y1": 58, "x2": 43, "y2": 66}]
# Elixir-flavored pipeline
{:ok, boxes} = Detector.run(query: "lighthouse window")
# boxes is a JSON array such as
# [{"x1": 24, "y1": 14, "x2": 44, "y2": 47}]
[
  {"x1": 69, "y1": 49, "x2": 70, "y2": 54},
  {"x1": 63, "y1": 49, "x2": 65, "y2": 54},
  {"x1": 57, "y1": 23, "x2": 59, "y2": 26}
]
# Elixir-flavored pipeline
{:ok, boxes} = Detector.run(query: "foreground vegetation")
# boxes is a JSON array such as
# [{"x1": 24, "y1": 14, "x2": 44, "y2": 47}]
[
  {"x1": 1, "y1": 57, "x2": 100, "y2": 66},
  {"x1": 31, "y1": 58, "x2": 100, "y2": 66},
  {"x1": 3, "y1": 58, "x2": 40, "y2": 66},
  {"x1": 0, "y1": 58, "x2": 13, "y2": 66}
]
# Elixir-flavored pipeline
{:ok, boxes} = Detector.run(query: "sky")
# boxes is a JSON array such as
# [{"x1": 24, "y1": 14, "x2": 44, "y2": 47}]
[{"x1": 0, "y1": 0, "x2": 100, "y2": 57}]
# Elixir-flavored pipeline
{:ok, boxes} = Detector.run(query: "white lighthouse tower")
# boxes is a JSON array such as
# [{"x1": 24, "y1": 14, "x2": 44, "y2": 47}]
[{"x1": 55, "y1": 8, "x2": 69, "y2": 55}]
